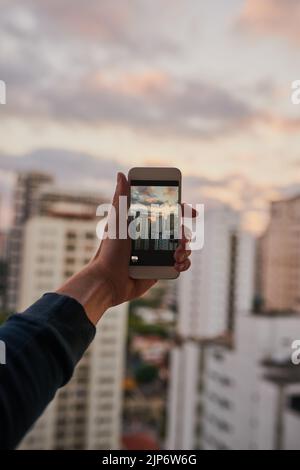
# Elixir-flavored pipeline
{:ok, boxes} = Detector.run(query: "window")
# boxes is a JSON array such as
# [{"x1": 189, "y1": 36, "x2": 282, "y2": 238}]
[
  {"x1": 217, "y1": 420, "x2": 231, "y2": 432},
  {"x1": 213, "y1": 350, "x2": 224, "y2": 361},
  {"x1": 64, "y1": 271, "x2": 74, "y2": 278},
  {"x1": 66, "y1": 245, "x2": 75, "y2": 252},
  {"x1": 99, "y1": 402, "x2": 113, "y2": 411},
  {"x1": 75, "y1": 403, "x2": 86, "y2": 411},
  {"x1": 85, "y1": 232, "x2": 94, "y2": 240},
  {"x1": 289, "y1": 395, "x2": 300, "y2": 413},
  {"x1": 219, "y1": 398, "x2": 231, "y2": 409},
  {"x1": 66, "y1": 232, "x2": 77, "y2": 239},
  {"x1": 219, "y1": 376, "x2": 232, "y2": 387},
  {"x1": 96, "y1": 416, "x2": 111, "y2": 425}
]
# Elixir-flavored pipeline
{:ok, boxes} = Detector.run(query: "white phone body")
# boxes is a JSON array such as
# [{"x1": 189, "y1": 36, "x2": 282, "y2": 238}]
[{"x1": 128, "y1": 167, "x2": 182, "y2": 280}]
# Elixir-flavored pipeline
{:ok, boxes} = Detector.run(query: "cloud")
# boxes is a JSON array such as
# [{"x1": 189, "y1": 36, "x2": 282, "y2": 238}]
[
  {"x1": 0, "y1": 0, "x2": 180, "y2": 60},
  {"x1": 3, "y1": 1, "x2": 299, "y2": 141},
  {"x1": 183, "y1": 173, "x2": 284, "y2": 234},
  {"x1": 2, "y1": 63, "x2": 257, "y2": 139},
  {"x1": 259, "y1": 113, "x2": 300, "y2": 133},
  {"x1": 0, "y1": 148, "x2": 126, "y2": 192},
  {"x1": 0, "y1": 148, "x2": 299, "y2": 233},
  {"x1": 88, "y1": 71, "x2": 170, "y2": 97},
  {"x1": 236, "y1": 0, "x2": 300, "y2": 45},
  {"x1": 0, "y1": 0, "x2": 264, "y2": 140},
  {"x1": 51, "y1": 74, "x2": 256, "y2": 136},
  {"x1": 0, "y1": 147, "x2": 129, "y2": 227}
]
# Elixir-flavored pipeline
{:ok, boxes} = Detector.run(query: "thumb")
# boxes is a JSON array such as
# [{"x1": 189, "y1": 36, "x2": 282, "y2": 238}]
[
  {"x1": 111, "y1": 172, "x2": 130, "y2": 240},
  {"x1": 112, "y1": 172, "x2": 129, "y2": 212}
]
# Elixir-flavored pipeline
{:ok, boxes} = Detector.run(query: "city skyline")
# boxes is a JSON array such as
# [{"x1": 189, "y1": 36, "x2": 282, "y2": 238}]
[
  {"x1": 2, "y1": 167, "x2": 300, "y2": 450},
  {"x1": 130, "y1": 183, "x2": 179, "y2": 251},
  {"x1": 130, "y1": 184, "x2": 179, "y2": 252},
  {"x1": 133, "y1": 212, "x2": 178, "y2": 251},
  {"x1": 1, "y1": 0, "x2": 300, "y2": 453}
]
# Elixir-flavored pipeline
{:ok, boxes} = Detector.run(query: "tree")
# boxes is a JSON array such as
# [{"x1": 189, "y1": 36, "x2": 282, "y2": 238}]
[{"x1": 135, "y1": 364, "x2": 158, "y2": 384}]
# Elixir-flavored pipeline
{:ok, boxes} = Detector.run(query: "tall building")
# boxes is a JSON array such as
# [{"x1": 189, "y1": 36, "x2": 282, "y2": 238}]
[
  {"x1": 6, "y1": 172, "x2": 54, "y2": 311},
  {"x1": 6, "y1": 172, "x2": 102, "y2": 312},
  {"x1": 37, "y1": 186, "x2": 101, "y2": 219},
  {"x1": 166, "y1": 206, "x2": 255, "y2": 449},
  {"x1": 261, "y1": 195, "x2": 300, "y2": 313},
  {"x1": 18, "y1": 215, "x2": 127, "y2": 449},
  {"x1": 200, "y1": 313, "x2": 300, "y2": 450},
  {"x1": 12, "y1": 172, "x2": 54, "y2": 226}
]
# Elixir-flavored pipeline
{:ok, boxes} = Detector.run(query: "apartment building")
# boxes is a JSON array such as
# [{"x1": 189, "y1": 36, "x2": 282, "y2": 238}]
[
  {"x1": 18, "y1": 215, "x2": 127, "y2": 449},
  {"x1": 166, "y1": 206, "x2": 255, "y2": 449},
  {"x1": 201, "y1": 313, "x2": 300, "y2": 450},
  {"x1": 6, "y1": 171, "x2": 103, "y2": 312},
  {"x1": 261, "y1": 195, "x2": 300, "y2": 313},
  {"x1": 6, "y1": 172, "x2": 54, "y2": 311}
]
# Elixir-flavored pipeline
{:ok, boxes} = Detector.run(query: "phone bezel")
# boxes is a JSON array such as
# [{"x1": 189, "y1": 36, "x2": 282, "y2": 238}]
[{"x1": 128, "y1": 167, "x2": 182, "y2": 280}]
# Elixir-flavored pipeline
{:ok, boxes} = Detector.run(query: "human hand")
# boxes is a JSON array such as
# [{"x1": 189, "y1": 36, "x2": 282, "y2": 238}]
[
  {"x1": 57, "y1": 172, "x2": 194, "y2": 324},
  {"x1": 92, "y1": 172, "x2": 194, "y2": 306}
]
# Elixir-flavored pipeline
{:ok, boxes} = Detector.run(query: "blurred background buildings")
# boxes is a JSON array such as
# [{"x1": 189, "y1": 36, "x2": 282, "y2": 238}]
[
  {"x1": 1, "y1": 0, "x2": 300, "y2": 451},
  {"x1": 0, "y1": 169, "x2": 299, "y2": 450},
  {"x1": 5, "y1": 172, "x2": 127, "y2": 449}
]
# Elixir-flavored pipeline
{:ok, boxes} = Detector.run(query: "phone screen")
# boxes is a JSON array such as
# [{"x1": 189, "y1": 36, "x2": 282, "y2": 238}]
[{"x1": 129, "y1": 180, "x2": 180, "y2": 266}]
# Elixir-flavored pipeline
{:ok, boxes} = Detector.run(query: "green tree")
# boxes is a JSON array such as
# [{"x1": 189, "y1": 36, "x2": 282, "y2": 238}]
[{"x1": 135, "y1": 364, "x2": 158, "y2": 384}]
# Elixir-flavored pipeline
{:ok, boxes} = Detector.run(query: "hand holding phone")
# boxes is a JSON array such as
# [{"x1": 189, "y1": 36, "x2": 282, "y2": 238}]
[{"x1": 89, "y1": 171, "x2": 192, "y2": 314}]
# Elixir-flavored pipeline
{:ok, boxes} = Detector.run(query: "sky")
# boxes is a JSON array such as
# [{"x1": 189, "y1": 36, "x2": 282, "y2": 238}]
[
  {"x1": 131, "y1": 186, "x2": 178, "y2": 207},
  {"x1": 131, "y1": 185, "x2": 179, "y2": 218},
  {"x1": 0, "y1": 0, "x2": 300, "y2": 232}
]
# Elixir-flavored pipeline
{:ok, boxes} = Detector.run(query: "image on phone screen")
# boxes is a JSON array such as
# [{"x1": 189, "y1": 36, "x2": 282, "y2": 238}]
[{"x1": 129, "y1": 180, "x2": 180, "y2": 266}]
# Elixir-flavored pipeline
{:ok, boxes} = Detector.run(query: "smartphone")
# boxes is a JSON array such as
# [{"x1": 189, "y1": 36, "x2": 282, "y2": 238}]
[{"x1": 128, "y1": 167, "x2": 181, "y2": 279}]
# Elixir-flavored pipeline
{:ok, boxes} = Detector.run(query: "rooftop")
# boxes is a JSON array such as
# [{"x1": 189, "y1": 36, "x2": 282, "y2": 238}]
[{"x1": 262, "y1": 357, "x2": 300, "y2": 385}]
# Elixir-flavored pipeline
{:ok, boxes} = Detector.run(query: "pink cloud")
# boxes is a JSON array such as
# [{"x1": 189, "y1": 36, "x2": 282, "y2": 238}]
[
  {"x1": 236, "y1": 0, "x2": 300, "y2": 45},
  {"x1": 36, "y1": 0, "x2": 131, "y2": 41},
  {"x1": 87, "y1": 70, "x2": 169, "y2": 97}
]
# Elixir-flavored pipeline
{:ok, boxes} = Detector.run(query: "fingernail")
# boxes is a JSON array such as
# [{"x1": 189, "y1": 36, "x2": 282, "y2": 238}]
[{"x1": 175, "y1": 262, "x2": 185, "y2": 271}]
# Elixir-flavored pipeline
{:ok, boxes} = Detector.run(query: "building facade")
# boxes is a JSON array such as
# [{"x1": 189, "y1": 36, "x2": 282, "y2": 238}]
[
  {"x1": 18, "y1": 215, "x2": 127, "y2": 449},
  {"x1": 167, "y1": 197, "x2": 300, "y2": 450},
  {"x1": 261, "y1": 195, "x2": 300, "y2": 313},
  {"x1": 201, "y1": 314, "x2": 300, "y2": 450},
  {"x1": 166, "y1": 206, "x2": 255, "y2": 449},
  {"x1": 6, "y1": 172, "x2": 54, "y2": 311},
  {"x1": 6, "y1": 171, "x2": 103, "y2": 312}
]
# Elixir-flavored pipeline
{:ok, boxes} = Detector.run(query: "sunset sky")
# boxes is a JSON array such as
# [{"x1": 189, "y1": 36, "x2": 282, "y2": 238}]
[
  {"x1": 0, "y1": 0, "x2": 300, "y2": 231},
  {"x1": 131, "y1": 185, "x2": 179, "y2": 219}
]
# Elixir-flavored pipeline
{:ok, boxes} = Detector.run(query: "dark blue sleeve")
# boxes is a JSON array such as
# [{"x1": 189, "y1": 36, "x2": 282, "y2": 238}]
[{"x1": 0, "y1": 293, "x2": 96, "y2": 449}]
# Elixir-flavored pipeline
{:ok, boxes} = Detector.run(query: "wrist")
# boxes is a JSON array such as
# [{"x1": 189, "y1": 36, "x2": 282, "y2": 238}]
[{"x1": 56, "y1": 262, "x2": 113, "y2": 325}]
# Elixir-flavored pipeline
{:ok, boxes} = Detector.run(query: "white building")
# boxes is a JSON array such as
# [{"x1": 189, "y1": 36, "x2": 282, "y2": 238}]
[
  {"x1": 166, "y1": 206, "x2": 256, "y2": 449},
  {"x1": 6, "y1": 171, "x2": 103, "y2": 312},
  {"x1": 18, "y1": 216, "x2": 127, "y2": 449},
  {"x1": 6, "y1": 172, "x2": 54, "y2": 311},
  {"x1": 201, "y1": 314, "x2": 300, "y2": 450}
]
